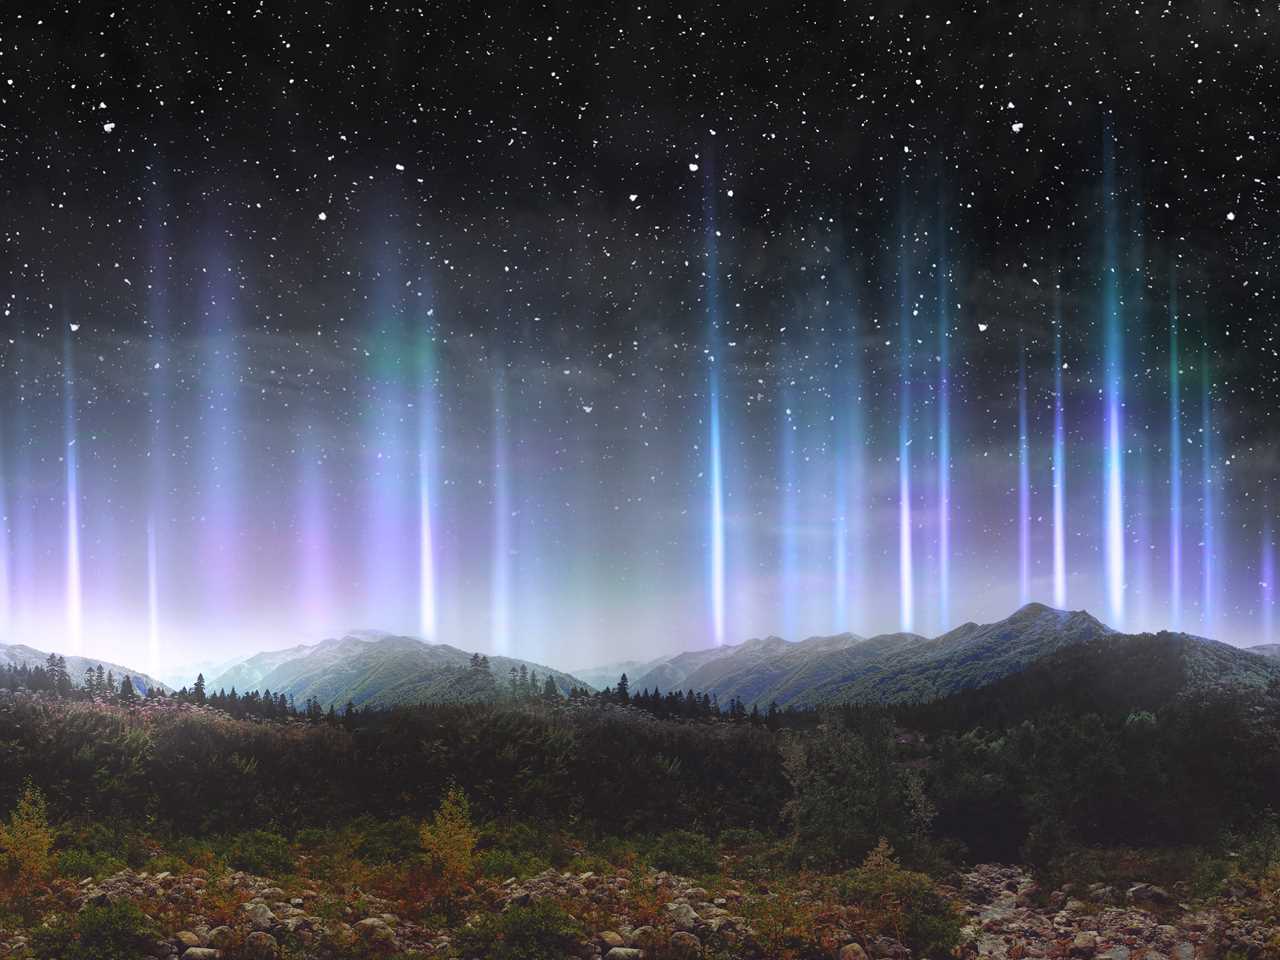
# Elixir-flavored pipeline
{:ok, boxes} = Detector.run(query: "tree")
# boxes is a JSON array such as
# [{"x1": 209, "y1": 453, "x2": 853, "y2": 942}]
[
  {"x1": 193, "y1": 673, "x2": 206, "y2": 705},
  {"x1": 83, "y1": 666, "x2": 98, "y2": 698},
  {"x1": 118, "y1": 675, "x2": 136, "y2": 702},
  {"x1": 617, "y1": 673, "x2": 630, "y2": 704},
  {"x1": 542, "y1": 674, "x2": 559, "y2": 700},
  {"x1": 0, "y1": 779, "x2": 53, "y2": 886}
]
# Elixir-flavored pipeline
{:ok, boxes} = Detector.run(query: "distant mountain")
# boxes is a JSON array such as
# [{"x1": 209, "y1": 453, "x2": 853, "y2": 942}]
[
  {"x1": 0, "y1": 643, "x2": 170, "y2": 697},
  {"x1": 209, "y1": 634, "x2": 592, "y2": 709},
  {"x1": 570, "y1": 658, "x2": 657, "y2": 691},
  {"x1": 593, "y1": 603, "x2": 1280, "y2": 709},
  {"x1": 609, "y1": 603, "x2": 1101, "y2": 707},
  {"x1": 1251, "y1": 643, "x2": 1280, "y2": 660},
  {"x1": 902, "y1": 629, "x2": 1280, "y2": 729}
]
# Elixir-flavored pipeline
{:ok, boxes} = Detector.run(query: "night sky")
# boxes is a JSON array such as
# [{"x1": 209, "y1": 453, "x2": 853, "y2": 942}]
[{"x1": 1, "y1": 3, "x2": 1277, "y2": 674}]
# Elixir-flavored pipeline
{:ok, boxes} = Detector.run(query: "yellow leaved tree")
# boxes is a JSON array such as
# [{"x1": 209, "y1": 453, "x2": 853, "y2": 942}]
[
  {"x1": 0, "y1": 780, "x2": 54, "y2": 892},
  {"x1": 419, "y1": 784, "x2": 476, "y2": 894}
]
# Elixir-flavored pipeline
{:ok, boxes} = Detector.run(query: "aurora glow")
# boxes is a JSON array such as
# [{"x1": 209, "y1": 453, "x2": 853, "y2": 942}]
[{"x1": 3, "y1": 5, "x2": 1277, "y2": 675}]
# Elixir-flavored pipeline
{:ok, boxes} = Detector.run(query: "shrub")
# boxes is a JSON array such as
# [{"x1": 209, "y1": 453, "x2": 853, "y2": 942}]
[
  {"x1": 476, "y1": 847, "x2": 550, "y2": 879},
  {"x1": 30, "y1": 901, "x2": 156, "y2": 960},
  {"x1": 352, "y1": 816, "x2": 421, "y2": 864},
  {"x1": 452, "y1": 900, "x2": 584, "y2": 960},
  {"x1": 420, "y1": 785, "x2": 476, "y2": 891},
  {"x1": 223, "y1": 829, "x2": 294, "y2": 875},
  {"x1": 649, "y1": 829, "x2": 718, "y2": 876},
  {"x1": 837, "y1": 840, "x2": 962, "y2": 958},
  {"x1": 56, "y1": 847, "x2": 127, "y2": 880},
  {"x1": 0, "y1": 781, "x2": 54, "y2": 888}
]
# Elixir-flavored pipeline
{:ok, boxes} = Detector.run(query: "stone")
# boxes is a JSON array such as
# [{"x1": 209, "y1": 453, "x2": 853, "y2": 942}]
[
  {"x1": 629, "y1": 926, "x2": 661, "y2": 948},
  {"x1": 1172, "y1": 943, "x2": 1195, "y2": 960},
  {"x1": 354, "y1": 916, "x2": 397, "y2": 946},
  {"x1": 1097, "y1": 948, "x2": 1130, "y2": 960},
  {"x1": 207, "y1": 927, "x2": 235, "y2": 950},
  {"x1": 1127, "y1": 884, "x2": 1173, "y2": 906},
  {"x1": 599, "y1": 931, "x2": 625, "y2": 948},
  {"x1": 665, "y1": 900, "x2": 700, "y2": 930},
  {"x1": 1070, "y1": 932, "x2": 1097, "y2": 958},
  {"x1": 175, "y1": 932, "x2": 202, "y2": 948},
  {"x1": 840, "y1": 945, "x2": 870, "y2": 960},
  {"x1": 669, "y1": 930, "x2": 701, "y2": 958},
  {"x1": 241, "y1": 901, "x2": 276, "y2": 931},
  {"x1": 181, "y1": 951, "x2": 220, "y2": 960},
  {"x1": 242, "y1": 931, "x2": 278, "y2": 960},
  {"x1": 604, "y1": 950, "x2": 644, "y2": 960}
]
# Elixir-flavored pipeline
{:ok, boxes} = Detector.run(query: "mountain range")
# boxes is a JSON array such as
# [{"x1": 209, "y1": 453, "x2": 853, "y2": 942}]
[
  {"x1": 591, "y1": 603, "x2": 1280, "y2": 709},
  {"x1": 204, "y1": 634, "x2": 590, "y2": 709},
  {"x1": 0, "y1": 643, "x2": 170, "y2": 697}
]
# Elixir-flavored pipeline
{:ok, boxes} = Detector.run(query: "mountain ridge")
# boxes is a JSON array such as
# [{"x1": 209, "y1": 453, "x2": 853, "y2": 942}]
[{"x1": 0, "y1": 642, "x2": 170, "y2": 696}]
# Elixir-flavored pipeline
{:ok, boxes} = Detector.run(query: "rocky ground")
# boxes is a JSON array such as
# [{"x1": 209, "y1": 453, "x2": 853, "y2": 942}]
[{"x1": 0, "y1": 862, "x2": 1274, "y2": 959}]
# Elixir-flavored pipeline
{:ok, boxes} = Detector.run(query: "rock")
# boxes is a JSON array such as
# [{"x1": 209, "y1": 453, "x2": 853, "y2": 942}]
[
  {"x1": 354, "y1": 916, "x2": 397, "y2": 948},
  {"x1": 599, "y1": 930, "x2": 625, "y2": 948},
  {"x1": 840, "y1": 945, "x2": 870, "y2": 960},
  {"x1": 207, "y1": 927, "x2": 235, "y2": 950},
  {"x1": 1172, "y1": 943, "x2": 1195, "y2": 960},
  {"x1": 1126, "y1": 883, "x2": 1173, "y2": 906},
  {"x1": 181, "y1": 951, "x2": 220, "y2": 960},
  {"x1": 241, "y1": 901, "x2": 276, "y2": 931},
  {"x1": 629, "y1": 926, "x2": 661, "y2": 949},
  {"x1": 175, "y1": 931, "x2": 202, "y2": 949},
  {"x1": 665, "y1": 900, "x2": 700, "y2": 930},
  {"x1": 242, "y1": 931, "x2": 278, "y2": 960},
  {"x1": 1097, "y1": 948, "x2": 1130, "y2": 960},
  {"x1": 669, "y1": 930, "x2": 701, "y2": 958},
  {"x1": 604, "y1": 950, "x2": 644, "y2": 960},
  {"x1": 867, "y1": 936, "x2": 910, "y2": 960},
  {"x1": 1070, "y1": 931, "x2": 1098, "y2": 958}
]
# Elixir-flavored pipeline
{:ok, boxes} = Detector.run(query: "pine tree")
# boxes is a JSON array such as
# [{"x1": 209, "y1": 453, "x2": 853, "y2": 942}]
[
  {"x1": 542, "y1": 674, "x2": 559, "y2": 700},
  {"x1": 193, "y1": 673, "x2": 206, "y2": 705},
  {"x1": 617, "y1": 673, "x2": 630, "y2": 704},
  {"x1": 119, "y1": 675, "x2": 136, "y2": 702},
  {"x1": 83, "y1": 666, "x2": 97, "y2": 697}
]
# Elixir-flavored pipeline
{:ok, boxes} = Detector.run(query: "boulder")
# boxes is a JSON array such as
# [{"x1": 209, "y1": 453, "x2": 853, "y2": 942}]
[
  {"x1": 181, "y1": 951, "x2": 220, "y2": 960},
  {"x1": 629, "y1": 926, "x2": 662, "y2": 949},
  {"x1": 599, "y1": 930, "x2": 625, "y2": 948},
  {"x1": 1070, "y1": 931, "x2": 1098, "y2": 958},
  {"x1": 354, "y1": 916, "x2": 398, "y2": 948},
  {"x1": 240, "y1": 901, "x2": 276, "y2": 931},
  {"x1": 665, "y1": 900, "x2": 700, "y2": 930},
  {"x1": 242, "y1": 931, "x2": 278, "y2": 960},
  {"x1": 207, "y1": 927, "x2": 235, "y2": 950},
  {"x1": 604, "y1": 950, "x2": 644, "y2": 960},
  {"x1": 174, "y1": 931, "x2": 202, "y2": 949},
  {"x1": 840, "y1": 945, "x2": 870, "y2": 960},
  {"x1": 669, "y1": 930, "x2": 701, "y2": 958},
  {"x1": 1127, "y1": 884, "x2": 1173, "y2": 906}
]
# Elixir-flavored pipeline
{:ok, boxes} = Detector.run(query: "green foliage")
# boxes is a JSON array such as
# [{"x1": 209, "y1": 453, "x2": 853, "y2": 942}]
[
  {"x1": 420, "y1": 785, "x2": 477, "y2": 893},
  {"x1": 222, "y1": 829, "x2": 294, "y2": 875},
  {"x1": 452, "y1": 900, "x2": 584, "y2": 960},
  {"x1": 351, "y1": 816, "x2": 421, "y2": 864},
  {"x1": 783, "y1": 711, "x2": 935, "y2": 869},
  {"x1": 837, "y1": 840, "x2": 963, "y2": 958},
  {"x1": 30, "y1": 901, "x2": 156, "y2": 960},
  {"x1": 476, "y1": 847, "x2": 550, "y2": 879},
  {"x1": 0, "y1": 780, "x2": 54, "y2": 888},
  {"x1": 648, "y1": 829, "x2": 719, "y2": 876},
  {"x1": 56, "y1": 846, "x2": 127, "y2": 880}
]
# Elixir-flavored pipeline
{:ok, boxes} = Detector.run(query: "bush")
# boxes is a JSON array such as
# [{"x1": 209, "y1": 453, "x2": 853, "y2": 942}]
[
  {"x1": 649, "y1": 829, "x2": 718, "y2": 876},
  {"x1": 452, "y1": 900, "x2": 584, "y2": 960},
  {"x1": 420, "y1": 785, "x2": 476, "y2": 891},
  {"x1": 837, "y1": 840, "x2": 963, "y2": 958},
  {"x1": 0, "y1": 781, "x2": 54, "y2": 888},
  {"x1": 223, "y1": 829, "x2": 294, "y2": 875},
  {"x1": 476, "y1": 847, "x2": 550, "y2": 879},
  {"x1": 56, "y1": 847, "x2": 127, "y2": 880},
  {"x1": 352, "y1": 816, "x2": 421, "y2": 864},
  {"x1": 30, "y1": 901, "x2": 156, "y2": 960}
]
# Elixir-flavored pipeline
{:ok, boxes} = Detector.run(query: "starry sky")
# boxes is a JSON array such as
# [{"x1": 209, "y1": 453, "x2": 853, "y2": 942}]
[{"x1": 0, "y1": 2, "x2": 1277, "y2": 674}]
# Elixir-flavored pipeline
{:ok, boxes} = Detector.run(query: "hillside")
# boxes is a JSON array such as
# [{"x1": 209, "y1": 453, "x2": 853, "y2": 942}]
[
  {"x1": 600, "y1": 603, "x2": 1280, "y2": 710},
  {"x1": 1251, "y1": 642, "x2": 1280, "y2": 659},
  {"x1": 208, "y1": 634, "x2": 591, "y2": 708},
  {"x1": 898, "y1": 629, "x2": 1280, "y2": 731},
  {"x1": 0, "y1": 642, "x2": 169, "y2": 696}
]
